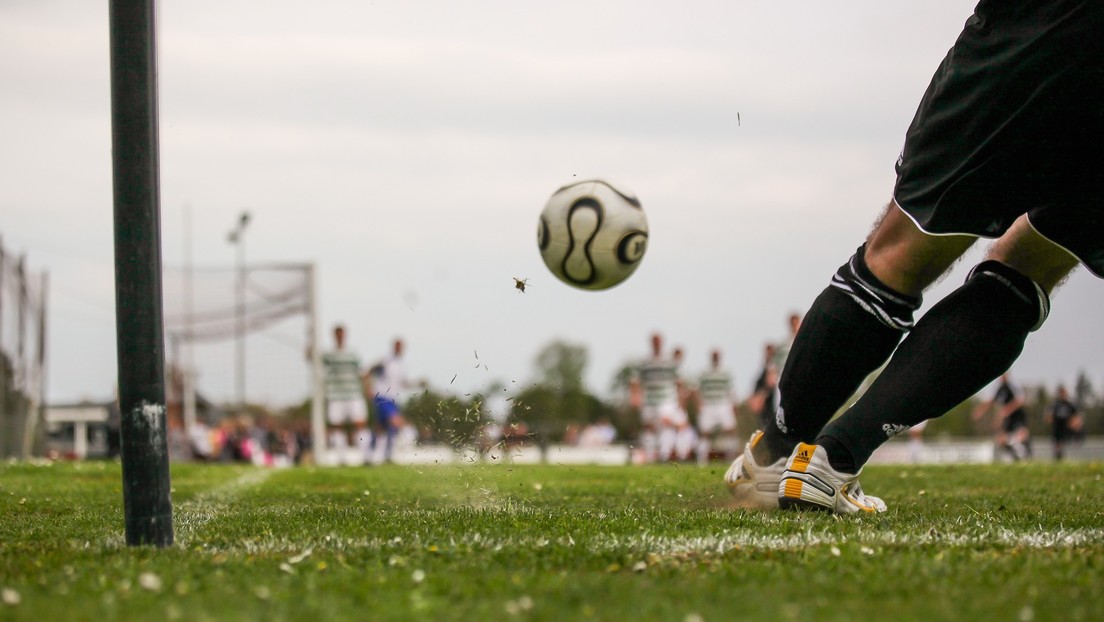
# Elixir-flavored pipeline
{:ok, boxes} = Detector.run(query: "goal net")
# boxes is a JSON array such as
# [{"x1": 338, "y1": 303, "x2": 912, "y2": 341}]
[
  {"x1": 161, "y1": 262, "x2": 323, "y2": 456},
  {"x1": 0, "y1": 241, "x2": 48, "y2": 459}
]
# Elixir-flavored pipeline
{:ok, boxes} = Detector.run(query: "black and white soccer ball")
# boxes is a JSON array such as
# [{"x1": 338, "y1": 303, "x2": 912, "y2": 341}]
[{"x1": 537, "y1": 179, "x2": 648, "y2": 291}]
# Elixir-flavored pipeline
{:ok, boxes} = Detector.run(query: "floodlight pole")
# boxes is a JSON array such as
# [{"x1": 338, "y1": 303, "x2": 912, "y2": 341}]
[
  {"x1": 109, "y1": 0, "x2": 173, "y2": 547},
  {"x1": 228, "y1": 211, "x2": 250, "y2": 409}
]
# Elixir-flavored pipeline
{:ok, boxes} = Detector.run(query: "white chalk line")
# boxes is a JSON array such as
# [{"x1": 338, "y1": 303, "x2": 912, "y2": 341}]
[
  {"x1": 173, "y1": 468, "x2": 275, "y2": 540},
  {"x1": 207, "y1": 524, "x2": 1104, "y2": 558}
]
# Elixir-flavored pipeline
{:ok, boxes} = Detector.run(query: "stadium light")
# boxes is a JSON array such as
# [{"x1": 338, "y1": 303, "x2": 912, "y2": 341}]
[{"x1": 228, "y1": 210, "x2": 251, "y2": 409}]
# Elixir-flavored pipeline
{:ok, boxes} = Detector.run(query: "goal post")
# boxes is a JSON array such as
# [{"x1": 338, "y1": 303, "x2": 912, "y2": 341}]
[
  {"x1": 162, "y1": 261, "x2": 325, "y2": 461},
  {"x1": 307, "y1": 264, "x2": 325, "y2": 467}
]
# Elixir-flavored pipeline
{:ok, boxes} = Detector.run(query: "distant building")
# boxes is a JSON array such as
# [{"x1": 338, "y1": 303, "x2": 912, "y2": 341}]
[{"x1": 44, "y1": 402, "x2": 115, "y2": 459}]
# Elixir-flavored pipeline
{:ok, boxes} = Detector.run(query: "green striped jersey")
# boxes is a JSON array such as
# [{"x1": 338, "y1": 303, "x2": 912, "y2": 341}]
[
  {"x1": 639, "y1": 357, "x2": 679, "y2": 406},
  {"x1": 322, "y1": 350, "x2": 363, "y2": 401},
  {"x1": 698, "y1": 369, "x2": 733, "y2": 405}
]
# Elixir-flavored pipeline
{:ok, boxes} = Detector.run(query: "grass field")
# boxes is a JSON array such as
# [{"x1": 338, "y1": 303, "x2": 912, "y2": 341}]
[{"x1": 1, "y1": 459, "x2": 1102, "y2": 621}]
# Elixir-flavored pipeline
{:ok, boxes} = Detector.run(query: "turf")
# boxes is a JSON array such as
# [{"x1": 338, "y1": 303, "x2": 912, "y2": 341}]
[{"x1": 0, "y1": 459, "x2": 1101, "y2": 621}]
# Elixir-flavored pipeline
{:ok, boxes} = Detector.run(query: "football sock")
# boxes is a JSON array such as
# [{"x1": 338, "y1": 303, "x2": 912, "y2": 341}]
[
  {"x1": 760, "y1": 245, "x2": 920, "y2": 462},
  {"x1": 817, "y1": 260, "x2": 1050, "y2": 472}
]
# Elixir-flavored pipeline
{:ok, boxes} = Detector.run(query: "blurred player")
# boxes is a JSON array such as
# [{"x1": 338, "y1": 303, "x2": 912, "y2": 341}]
[
  {"x1": 731, "y1": 1, "x2": 1102, "y2": 513},
  {"x1": 321, "y1": 325, "x2": 369, "y2": 463},
  {"x1": 666, "y1": 346, "x2": 696, "y2": 461},
  {"x1": 370, "y1": 338, "x2": 408, "y2": 464},
  {"x1": 695, "y1": 349, "x2": 738, "y2": 464},
  {"x1": 771, "y1": 312, "x2": 803, "y2": 373},
  {"x1": 973, "y1": 373, "x2": 1032, "y2": 462},
  {"x1": 747, "y1": 343, "x2": 779, "y2": 432},
  {"x1": 906, "y1": 419, "x2": 928, "y2": 464},
  {"x1": 628, "y1": 333, "x2": 681, "y2": 463},
  {"x1": 1045, "y1": 384, "x2": 1082, "y2": 461}
]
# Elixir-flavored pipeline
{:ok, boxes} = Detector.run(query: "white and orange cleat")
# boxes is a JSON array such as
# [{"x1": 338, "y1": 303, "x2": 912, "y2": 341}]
[
  {"x1": 724, "y1": 430, "x2": 787, "y2": 510},
  {"x1": 778, "y1": 442, "x2": 887, "y2": 514}
]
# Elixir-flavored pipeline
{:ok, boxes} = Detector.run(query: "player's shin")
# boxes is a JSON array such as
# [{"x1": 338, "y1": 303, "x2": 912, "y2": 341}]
[
  {"x1": 761, "y1": 245, "x2": 919, "y2": 462},
  {"x1": 816, "y1": 260, "x2": 1049, "y2": 472}
]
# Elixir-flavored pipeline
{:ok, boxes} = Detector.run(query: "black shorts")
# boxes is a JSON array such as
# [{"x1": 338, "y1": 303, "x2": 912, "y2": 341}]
[
  {"x1": 1002, "y1": 410, "x2": 1028, "y2": 434},
  {"x1": 893, "y1": 0, "x2": 1104, "y2": 278},
  {"x1": 1052, "y1": 423, "x2": 1075, "y2": 443}
]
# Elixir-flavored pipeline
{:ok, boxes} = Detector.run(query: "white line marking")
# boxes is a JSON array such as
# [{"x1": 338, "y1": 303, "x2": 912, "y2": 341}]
[
  {"x1": 190, "y1": 524, "x2": 1104, "y2": 556},
  {"x1": 174, "y1": 469, "x2": 274, "y2": 540}
]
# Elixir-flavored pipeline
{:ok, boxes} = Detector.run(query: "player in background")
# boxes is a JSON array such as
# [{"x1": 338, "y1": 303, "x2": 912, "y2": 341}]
[
  {"x1": 1045, "y1": 384, "x2": 1082, "y2": 461},
  {"x1": 745, "y1": 313, "x2": 799, "y2": 440},
  {"x1": 370, "y1": 338, "x2": 408, "y2": 464},
  {"x1": 665, "y1": 346, "x2": 697, "y2": 461},
  {"x1": 746, "y1": 343, "x2": 779, "y2": 433},
  {"x1": 730, "y1": 1, "x2": 1102, "y2": 513},
  {"x1": 628, "y1": 333, "x2": 681, "y2": 463},
  {"x1": 771, "y1": 312, "x2": 803, "y2": 373},
  {"x1": 906, "y1": 419, "x2": 928, "y2": 464},
  {"x1": 321, "y1": 325, "x2": 370, "y2": 463},
  {"x1": 695, "y1": 349, "x2": 739, "y2": 464},
  {"x1": 973, "y1": 373, "x2": 1032, "y2": 462}
]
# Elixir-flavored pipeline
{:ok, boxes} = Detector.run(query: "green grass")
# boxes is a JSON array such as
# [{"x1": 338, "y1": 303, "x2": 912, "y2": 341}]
[{"x1": 1, "y1": 459, "x2": 1102, "y2": 621}]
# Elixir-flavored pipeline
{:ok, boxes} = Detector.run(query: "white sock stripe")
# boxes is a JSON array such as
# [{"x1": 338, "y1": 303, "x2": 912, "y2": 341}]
[
  {"x1": 847, "y1": 255, "x2": 918, "y2": 308},
  {"x1": 831, "y1": 280, "x2": 913, "y2": 331},
  {"x1": 852, "y1": 293, "x2": 911, "y2": 331}
]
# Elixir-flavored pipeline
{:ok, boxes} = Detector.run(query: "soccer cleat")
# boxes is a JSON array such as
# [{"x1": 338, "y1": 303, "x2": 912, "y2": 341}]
[
  {"x1": 724, "y1": 430, "x2": 787, "y2": 510},
  {"x1": 778, "y1": 442, "x2": 887, "y2": 514}
]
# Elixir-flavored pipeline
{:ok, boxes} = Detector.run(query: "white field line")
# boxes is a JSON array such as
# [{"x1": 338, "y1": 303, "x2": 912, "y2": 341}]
[
  {"x1": 173, "y1": 468, "x2": 274, "y2": 540},
  {"x1": 213, "y1": 525, "x2": 1104, "y2": 558}
]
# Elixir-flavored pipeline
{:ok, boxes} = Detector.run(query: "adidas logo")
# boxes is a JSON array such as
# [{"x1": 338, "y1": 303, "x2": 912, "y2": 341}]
[
  {"x1": 881, "y1": 423, "x2": 910, "y2": 438},
  {"x1": 794, "y1": 447, "x2": 811, "y2": 464}
]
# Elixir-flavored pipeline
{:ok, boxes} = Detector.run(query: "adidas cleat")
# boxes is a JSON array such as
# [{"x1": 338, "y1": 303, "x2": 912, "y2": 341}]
[
  {"x1": 724, "y1": 430, "x2": 787, "y2": 510},
  {"x1": 778, "y1": 442, "x2": 887, "y2": 514}
]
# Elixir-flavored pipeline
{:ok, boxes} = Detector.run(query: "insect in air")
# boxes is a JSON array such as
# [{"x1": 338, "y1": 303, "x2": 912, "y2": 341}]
[{"x1": 513, "y1": 277, "x2": 529, "y2": 293}]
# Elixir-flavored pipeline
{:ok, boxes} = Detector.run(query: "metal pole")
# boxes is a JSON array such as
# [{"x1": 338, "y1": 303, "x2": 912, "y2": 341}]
[
  {"x1": 182, "y1": 205, "x2": 196, "y2": 435},
  {"x1": 229, "y1": 211, "x2": 249, "y2": 410},
  {"x1": 109, "y1": 0, "x2": 173, "y2": 547},
  {"x1": 237, "y1": 229, "x2": 245, "y2": 407},
  {"x1": 308, "y1": 264, "x2": 326, "y2": 465}
]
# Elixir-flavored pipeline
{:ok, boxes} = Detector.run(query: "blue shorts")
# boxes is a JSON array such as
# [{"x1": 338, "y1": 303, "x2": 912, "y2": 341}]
[{"x1": 373, "y1": 396, "x2": 401, "y2": 424}]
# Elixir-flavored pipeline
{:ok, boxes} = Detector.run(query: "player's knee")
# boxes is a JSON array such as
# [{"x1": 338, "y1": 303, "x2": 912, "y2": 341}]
[
  {"x1": 966, "y1": 260, "x2": 1050, "y2": 332},
  {"x1": 829, "y1": 244, "x2": 922, "y2": 332}
]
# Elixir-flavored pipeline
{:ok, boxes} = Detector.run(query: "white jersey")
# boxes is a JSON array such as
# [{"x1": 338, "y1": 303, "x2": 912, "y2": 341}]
[
  {"x1": 638, "y1": 356, "x2": 680, "y2": 407},
  {"x1": 772, "y1": 340, "x2": 793, "y2": 375},
  {"x1": 375, "y1": 355, "x2": 406, "y2": 400},
  {"x1": 698, "y1": 368, "x2": 734, "y2": 407},
  {"x1": 322, "y1": 350, "x2": 363, "y2": 401}
]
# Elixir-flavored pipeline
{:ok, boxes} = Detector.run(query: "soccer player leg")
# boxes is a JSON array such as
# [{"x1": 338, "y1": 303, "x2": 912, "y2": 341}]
[
  {"x1": 326, "y1": 401, "x2": 351, "y2": 451},
  {"x1": 672, "y1": 411, "x2": 695, "y2": 462},
  {"x1": 763, "y1": 210, "x2": 948, "y2": 462},
  {"x1": 814, "y1": 249, "x2": 1064, "y2": 478},
  {"x1": 377, "y1": 399, "x2": 400, "y2": 462},
  {"x1": 638, "y1": 406, "x2": 659, "y2": 463},
  {"x1": 349, "y1": 399, "x2": 370, "y2": 460}
]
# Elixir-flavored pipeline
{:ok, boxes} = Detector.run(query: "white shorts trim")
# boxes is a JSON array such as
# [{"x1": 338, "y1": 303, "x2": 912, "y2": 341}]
[{"x1": 890, "y1": 198, "x2": 981, "y2": 240}]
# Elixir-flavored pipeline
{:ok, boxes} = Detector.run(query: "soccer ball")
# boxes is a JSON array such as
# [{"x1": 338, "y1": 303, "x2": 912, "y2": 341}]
[{"x1": 537, "y1": 179, "x2": 649, "y2": 291}]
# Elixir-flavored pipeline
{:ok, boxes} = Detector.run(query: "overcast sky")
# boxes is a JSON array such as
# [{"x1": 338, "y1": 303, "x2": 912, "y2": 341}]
[{"x1": 2, "y1": 0, "x2": 1101, "y2": 409}]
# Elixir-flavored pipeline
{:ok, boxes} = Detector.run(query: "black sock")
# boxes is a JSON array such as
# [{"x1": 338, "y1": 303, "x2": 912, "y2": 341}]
[
  {"x1": 817, "y1": 261, "x2": 1048, "y2": 470},
  {"x1": 762, "y1": 245, "x2": 919, "y2": 461},
  {"x1": 817, "y1": 436, "x2": 857, "y2": 473}
]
